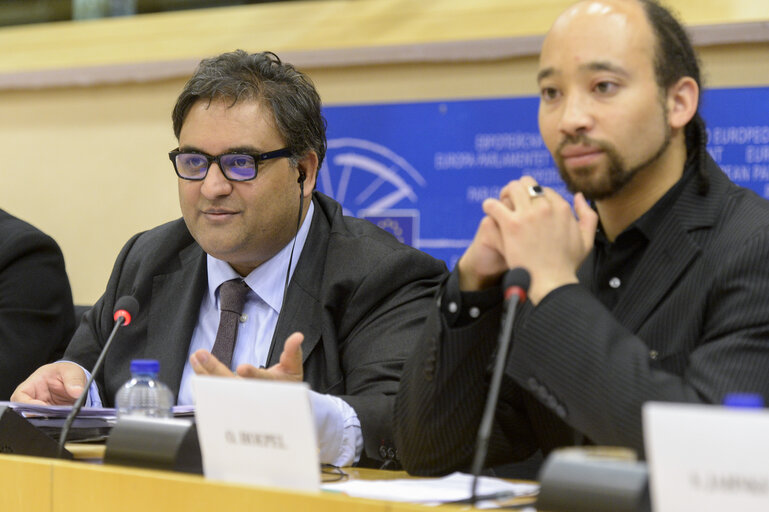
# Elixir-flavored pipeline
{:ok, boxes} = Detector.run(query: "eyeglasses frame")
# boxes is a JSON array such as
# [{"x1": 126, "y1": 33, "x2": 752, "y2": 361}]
[{"x1": 168, "y1": 147, "x2": 292, "y2": 181}]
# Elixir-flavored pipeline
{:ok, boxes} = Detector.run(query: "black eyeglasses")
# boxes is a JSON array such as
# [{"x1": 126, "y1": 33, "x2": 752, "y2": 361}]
[
  {"x1": 321, "y1": 464, "x2": 349, "y2": 483},
  {"x1": 168, "y1": 147, "x2": 291, "y2": 181}
]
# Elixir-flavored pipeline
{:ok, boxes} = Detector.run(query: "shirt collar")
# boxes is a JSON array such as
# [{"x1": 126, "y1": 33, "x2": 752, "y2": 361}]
[
  {"x1": 633, "y1": 166, "x2": 694, "y2": 240},
  {"x1": 596, "y1": 164, "x2": 696, "y2": 247},
  {"x1": 206, "y1": 200, "x2": 315, "y2": 313}
]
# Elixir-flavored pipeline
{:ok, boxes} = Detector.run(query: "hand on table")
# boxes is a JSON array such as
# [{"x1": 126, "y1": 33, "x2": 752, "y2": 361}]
[{"x1": 11, "y1": 362, "x2": 87, "y2": 405}]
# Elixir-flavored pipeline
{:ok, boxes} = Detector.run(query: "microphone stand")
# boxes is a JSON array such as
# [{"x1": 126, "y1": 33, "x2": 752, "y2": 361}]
[
  {"x1": 57, "y1": 298, "x2": 138, "y2": 458},
  {"x1": 469, "y1": 268, "x2": 530, "y2": 504}
]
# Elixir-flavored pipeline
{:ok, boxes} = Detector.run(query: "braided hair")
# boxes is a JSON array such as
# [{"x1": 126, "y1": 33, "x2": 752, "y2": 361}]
[{"x1": 639, "y1": 0, "x2": 709, "y2": 194}]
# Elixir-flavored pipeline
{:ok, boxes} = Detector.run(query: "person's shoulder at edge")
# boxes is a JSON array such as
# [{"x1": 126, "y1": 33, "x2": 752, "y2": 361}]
[
  {"x1": 709, "y1": 165, "x2": 769, "y2": 239},
  {"x1": 0, "y1": 208, "x2": 61, "y2": 250}
]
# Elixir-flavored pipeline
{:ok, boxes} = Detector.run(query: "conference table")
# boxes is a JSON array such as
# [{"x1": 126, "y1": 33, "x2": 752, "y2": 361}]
[{"x1": 0, "y1": 445, "x2": 537, "y2": 511}]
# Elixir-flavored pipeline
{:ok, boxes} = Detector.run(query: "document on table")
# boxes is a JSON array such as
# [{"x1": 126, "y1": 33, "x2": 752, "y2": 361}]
[
  {"x1": 322, "y1": 471, "x2": 538, "y2": 509},
  {"x1": 0, "y1": 401, "x2": 195, "y2": 419},
  {"x1": 0, "y1": 401, "x2": 195, "y2": 441}
]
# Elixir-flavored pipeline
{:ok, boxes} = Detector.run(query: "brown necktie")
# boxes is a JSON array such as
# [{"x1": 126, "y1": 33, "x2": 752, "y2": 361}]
[{"x1": 211, "y1": 279, "x2": 249, "y2": 369}]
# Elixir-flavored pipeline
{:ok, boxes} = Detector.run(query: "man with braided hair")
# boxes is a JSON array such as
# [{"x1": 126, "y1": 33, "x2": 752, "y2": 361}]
[{"x1": 396, "y1": 0, "x2": 769, "y2": 476}]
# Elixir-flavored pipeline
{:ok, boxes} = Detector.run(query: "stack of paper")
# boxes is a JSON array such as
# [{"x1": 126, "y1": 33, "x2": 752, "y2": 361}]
[
  {"x1": 0, "y1": 402, "x2": 195, "y2": 442},
  {"x1": 323, "y1": 472, "x2": 538, "y2": 509}
]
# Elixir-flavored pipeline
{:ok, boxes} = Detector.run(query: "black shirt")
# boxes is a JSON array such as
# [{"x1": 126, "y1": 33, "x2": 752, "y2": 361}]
[{"x1": 591, "y1": 168, "x2": 695, "y2": 311}]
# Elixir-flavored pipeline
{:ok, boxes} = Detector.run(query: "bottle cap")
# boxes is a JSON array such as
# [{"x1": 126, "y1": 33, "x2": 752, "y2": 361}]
[
  {"x1": 130, "y1": 359, "x2": 160, "y2": 374},
  {"x1": 723, "y1": 393, "x2": 764, "y2": 408}
]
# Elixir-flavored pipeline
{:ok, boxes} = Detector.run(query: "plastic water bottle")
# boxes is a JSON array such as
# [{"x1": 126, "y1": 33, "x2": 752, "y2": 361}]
[
  {"x1": 115, "y1": 359, "x2": 174, "y2": 419},
  {"x1": 723, "y1": 392, "x2": 764, "y2": 409}
]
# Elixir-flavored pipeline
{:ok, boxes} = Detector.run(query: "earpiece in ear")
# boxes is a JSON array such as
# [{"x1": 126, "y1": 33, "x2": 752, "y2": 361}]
[{"x1": 298, "y1": 172, "x2": 305, "y2": 197}]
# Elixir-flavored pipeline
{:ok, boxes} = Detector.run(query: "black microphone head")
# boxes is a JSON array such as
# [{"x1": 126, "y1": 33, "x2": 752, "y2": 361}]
[
  {"x1": 503, "y1": 267, "x2": 531, "y2": 293},
  {"x1": 113, "y1": 296, "x2": 140, "y2": 325}
]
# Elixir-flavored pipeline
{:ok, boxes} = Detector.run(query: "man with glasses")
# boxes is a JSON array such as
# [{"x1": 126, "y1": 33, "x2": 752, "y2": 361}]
[{"x1": 13, "y1": 50, "x2": 446, "y2": 467}]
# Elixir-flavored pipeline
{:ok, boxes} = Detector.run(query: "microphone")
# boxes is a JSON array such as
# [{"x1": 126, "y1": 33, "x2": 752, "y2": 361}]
[
  {"x1": 469, "y1": 268, "x2": 530, "y2": 502},
  {"x1": 57, "y1": 296, "x2": 140, "y2": 457}
]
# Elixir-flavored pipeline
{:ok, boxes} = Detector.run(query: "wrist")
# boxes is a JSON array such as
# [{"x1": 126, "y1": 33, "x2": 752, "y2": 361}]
[
  {"x1": 529, "y1": 273, "x2": 578, "y2": 305},
  {"x1": 457, "y1": 257, "x2": 503, "y2": 291}
]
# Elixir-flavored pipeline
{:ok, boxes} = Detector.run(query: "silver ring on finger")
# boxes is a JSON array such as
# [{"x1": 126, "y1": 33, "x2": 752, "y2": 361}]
[{"x1": 528, "y1": 185, "x2": 545, "y2": 199}]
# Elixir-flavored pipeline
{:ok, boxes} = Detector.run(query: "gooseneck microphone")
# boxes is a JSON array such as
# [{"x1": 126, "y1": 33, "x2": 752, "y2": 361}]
[
  {"x1": 469, "y1": 268, "x2": 530, "y2": 502},
  {"x1": 57, "y1": 296, "x2": 140, "y2": 457}
]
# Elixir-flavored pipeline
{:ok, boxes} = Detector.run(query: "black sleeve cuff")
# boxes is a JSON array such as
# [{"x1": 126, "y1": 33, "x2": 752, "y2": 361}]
[{"x1": 439, "y1": 268, "x2": 503, "y2": 327}]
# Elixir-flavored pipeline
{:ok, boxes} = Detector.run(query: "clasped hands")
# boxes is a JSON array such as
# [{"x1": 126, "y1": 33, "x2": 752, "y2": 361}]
[{"x1": 458, "y1": 176, "x2": 598, "y2": 304}]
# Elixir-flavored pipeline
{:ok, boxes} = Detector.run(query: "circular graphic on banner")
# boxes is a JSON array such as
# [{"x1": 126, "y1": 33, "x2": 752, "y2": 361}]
[{"x1": 319, "y1": 138, "x2": 427, "y2": 245}]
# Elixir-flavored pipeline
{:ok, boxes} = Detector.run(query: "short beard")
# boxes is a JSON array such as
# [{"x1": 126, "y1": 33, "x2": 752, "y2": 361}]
[{"x1": 554, "y1": 123, "x2": 672, "y2": 201}]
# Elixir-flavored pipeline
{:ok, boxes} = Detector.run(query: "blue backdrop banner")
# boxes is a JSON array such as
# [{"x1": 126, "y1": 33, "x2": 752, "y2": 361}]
[{"x1": 320, "y1": 87, "x2": 769, "y2": 267}]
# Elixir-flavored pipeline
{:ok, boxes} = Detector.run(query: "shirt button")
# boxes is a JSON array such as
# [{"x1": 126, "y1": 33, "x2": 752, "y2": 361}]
[
  {"x1": 448, "y1": 302, "x2": 458, "y2": 313},
  {"x1": 609, "y1": 277, "x2": 621, "y2": 289},
  {"x1": 239, "y1": 314, "x2": 248, "y2": 323},
  {"x1": 469, "y1": 307, "x2": 480, "y2": 319},
  {"x1": 649, "y1": 350, "x2": 659, "y2": 360}
]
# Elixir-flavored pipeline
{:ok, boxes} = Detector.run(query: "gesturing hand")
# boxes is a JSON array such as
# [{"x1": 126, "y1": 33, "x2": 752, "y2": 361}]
[{"x1": 190, "y1": 331, "x2": 304, "y2": 382}]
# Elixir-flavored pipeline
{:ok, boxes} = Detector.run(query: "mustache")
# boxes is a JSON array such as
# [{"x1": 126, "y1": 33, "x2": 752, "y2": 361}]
[{"x1": 556, "y1": 134, "x2": 613, "y2": 154}]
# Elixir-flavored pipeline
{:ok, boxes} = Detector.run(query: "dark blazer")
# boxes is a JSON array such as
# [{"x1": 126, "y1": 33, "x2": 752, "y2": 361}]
[
  {"x1": 64, "y1": 192, "x2": 446, "y2": 462},
  {"x1": 395, "y1": 157, "x2": 769, "y2": 475},
  {"x1": 0, "y1": 209, "x2": 75, "y2": 399}
]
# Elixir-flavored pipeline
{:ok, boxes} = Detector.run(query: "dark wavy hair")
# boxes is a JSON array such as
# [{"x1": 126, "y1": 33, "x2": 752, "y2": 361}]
[
  {"x1": 639, "y1": 0, "x2": 709, "y2": 193},
  {"x1": 172, "y1": 50, "x2": 327, "y2": 170}
]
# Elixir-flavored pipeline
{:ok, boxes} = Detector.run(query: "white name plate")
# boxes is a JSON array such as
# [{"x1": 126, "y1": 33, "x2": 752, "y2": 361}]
[
  {"x1": 192, "y1": 375, "x2": 319, "y2": 492},
  {"x1": 643, "y1": 401, "x2": 769, "y2": 512}
]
